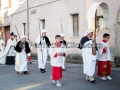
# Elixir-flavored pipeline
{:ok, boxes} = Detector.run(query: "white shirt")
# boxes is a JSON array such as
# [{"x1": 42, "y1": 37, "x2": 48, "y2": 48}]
[
  {"x1": 7, "y1": 39, "x2": 16, "y2": 56},
  {"x1": 97, "y1": 41, "x2": 111, "y2": 61},
  {"x1": 49, "y1": 44, "x2": 67, "y2": 67}
]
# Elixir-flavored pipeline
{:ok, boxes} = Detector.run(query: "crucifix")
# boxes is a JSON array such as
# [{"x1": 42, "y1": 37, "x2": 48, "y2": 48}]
[{"x1": 92, "y1": 11, "x2": 103, "y2": 55}]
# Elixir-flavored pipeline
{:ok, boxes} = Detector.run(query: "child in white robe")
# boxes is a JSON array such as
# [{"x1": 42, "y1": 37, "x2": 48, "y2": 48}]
[
  {"x1": 97, "y1": 33, "x2": 112, "y2": 80},
  {"x1": 49, "y1": 35, "x2": 67, "y2": 87}
]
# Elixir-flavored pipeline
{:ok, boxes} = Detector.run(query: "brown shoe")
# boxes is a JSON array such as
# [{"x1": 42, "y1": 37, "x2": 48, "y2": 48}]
[{"x1": 16, "y1": 71, "x2": 19, "y2": 74}]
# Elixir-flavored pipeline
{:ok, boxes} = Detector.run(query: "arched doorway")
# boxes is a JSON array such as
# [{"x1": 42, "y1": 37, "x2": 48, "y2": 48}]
[{"x1": 87, "y1": 2, "x2": 110, "y2": 32}]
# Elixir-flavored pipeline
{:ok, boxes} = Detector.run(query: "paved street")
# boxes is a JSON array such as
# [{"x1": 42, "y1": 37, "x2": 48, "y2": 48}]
[{"x1": 0, "y1": 60, "x2": 120, "y2": 90}]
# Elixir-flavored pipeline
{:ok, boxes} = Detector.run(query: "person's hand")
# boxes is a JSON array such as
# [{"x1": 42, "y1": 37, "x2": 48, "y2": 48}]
[
  {"x1": 40, "y1": 48, "x2": 42, "y2": 51},
  {"x1": 11, "y1": 45, "x2": 15, "y2": 47},
  {"x1": 92, "y1": 37, "x2": 96, "y2": 42},
  {"x1": 57, "y1": 53, "x2": 60, "y2": 56},
  {"x1": 104, "y1": 47, "x2": 107, "y2": 50},
  {"x1": 63, "y1": 52, "x2": 66, "y2": 55}
]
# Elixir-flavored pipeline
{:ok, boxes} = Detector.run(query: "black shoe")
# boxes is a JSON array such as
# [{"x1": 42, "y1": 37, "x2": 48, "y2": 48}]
[
  {"x1": 62, "y1": 69, "x2": 66, "y2": 71},
  {"x1": 23, "y1": 71, "x2": 30, "y2": 75},
  {"x1": 44, "y1": 69, "x2": 46, "y2": 72},
  {"x1": 41, "y1": 69, "x2": 46, "y2": 73},
  {"x1": 41, "y1": 71, "x2": 45, "y2": 73},
  {"x1": 41, "y1": 69, "x2": 45, "y2": 73},
  {"x1": 29, "y1": 62, "x2": 32, "y2": 64},
  {"x1": 90, "y1": 80, "x2": 96, "y2": 83},
  {"x1": 40, "y1": 69, "x2": 42, "y2": 72}
]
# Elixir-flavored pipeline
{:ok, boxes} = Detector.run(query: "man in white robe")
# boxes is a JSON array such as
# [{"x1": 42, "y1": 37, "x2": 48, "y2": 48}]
[
  {"x1": 14, "y1": 35, "x2": 17, "y2": 42},
  {"x1": 0, "y1": 36, "x2": 6, "y2": 64},
  {"x1": 0, "y1": 36, "x2": 5, "y2": 53},
  {"x1": 35, "y1": 29, "x2": 51, "y2": 73},
  {"x1": 79, "y1": 30, "x2": 96, "y2": 83},
  {"x1": 6, "y1": 32, "x2": 16, "y2": 65},
  {"x1": 15, "y1": 35, "x2": 31, "y2": 74}
]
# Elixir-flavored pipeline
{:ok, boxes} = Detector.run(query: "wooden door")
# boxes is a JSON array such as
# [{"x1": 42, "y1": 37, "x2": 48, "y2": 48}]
[{"x1": 5, "y1": 26, "x2": 10, "y2": 44}]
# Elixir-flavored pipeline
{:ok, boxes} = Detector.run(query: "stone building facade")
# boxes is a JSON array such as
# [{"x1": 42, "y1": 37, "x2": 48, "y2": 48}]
[{"x1": 0, "y1": 0, "x2": 120, "y2": 63}]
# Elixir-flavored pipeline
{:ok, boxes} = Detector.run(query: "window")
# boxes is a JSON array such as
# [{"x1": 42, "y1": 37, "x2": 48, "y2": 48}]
[
  {"x1": 23, "y1": 23, "x2": 26, "y2": 35},
  {"x1": 73, "y1": 14, "x2": 79, "y2": 36},
  {"x1": 69, "y1": 14, "x2": 79, "y2": 37},
  {"x1": 8, "y1": 0, "x2": 11, "y2": 8},
  {"x1": 40, "y1": 19, "x2": 45, "y2": 29}
]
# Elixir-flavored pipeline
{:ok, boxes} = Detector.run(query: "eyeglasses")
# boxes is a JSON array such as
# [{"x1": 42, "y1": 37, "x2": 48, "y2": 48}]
[{"x1": 107, "y1": 37, "x2": 110, "y2": 39}]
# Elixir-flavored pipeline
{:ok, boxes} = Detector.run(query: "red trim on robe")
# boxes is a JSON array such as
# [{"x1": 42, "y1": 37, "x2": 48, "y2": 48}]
[
  {"x1": 54, "y1": 53, "x2": 57, "y2": 58},
  {"x1": 54, "y1": 42, "x2": 66, "y2": 57},
  {"x1": 63, "y1": 53, "x2": 66, "y2": 57},
  {"x1": 27, "y1": 56, "x2": 31, "y2": 61},
  {"x1": 55, "y1": 42, "x2": 61, "y2": 47},
  {"x1": 52, "y1": 66, "x2": 62, "y2": 80},
  {"x1": 98, "y1": 61, "x2": 111, "y2": 77},
  {"x1": 102, "y1": 40, "x2": 107, "y2": 54},
  {"x1": 102, "y1": 48, "x2": 106, "y2": 53},
  {"x1": 102, "y1": 40, "x2": 107, "y2": 43}
]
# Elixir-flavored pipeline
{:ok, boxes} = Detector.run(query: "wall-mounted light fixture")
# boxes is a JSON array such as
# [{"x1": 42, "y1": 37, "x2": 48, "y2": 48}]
[{"x1": 31, "y1": 9, "x2": 36, "y2": 14}]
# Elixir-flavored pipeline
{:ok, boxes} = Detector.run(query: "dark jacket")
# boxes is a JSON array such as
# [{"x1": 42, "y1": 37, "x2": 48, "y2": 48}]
[
  {"x1": 78, "y1": 36, "x2": 97, "y2": 50},
  {"x1": 15, "y1": 41, "x2": 31, "y2": 53},
  {"x1": 35, "y1": 36, "x2": 51, "y2": 48},
  {"x1": 78, "y1": 36, "x2": 91, "y2": 49},
  {"x1": 60, "y1": 40, "x2": 67, "y2": 47}
]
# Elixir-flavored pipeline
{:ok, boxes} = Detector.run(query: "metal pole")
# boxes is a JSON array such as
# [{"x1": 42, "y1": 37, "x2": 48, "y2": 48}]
[
  {"x1": 15, "y1": 25, "x2": 21, "y2": 40},
  {"x1": 27, "y1": 0, "x2": 29, "y2": 39},
  {"x1": 92, "y1": 11, "x2": 97, "y2": 56},
  {"x1": 61, "y1": 19, "x2": 63, "y2": 33},
  {"x1": 38, "y1": 19, "x2": 44, "y2": 64}
]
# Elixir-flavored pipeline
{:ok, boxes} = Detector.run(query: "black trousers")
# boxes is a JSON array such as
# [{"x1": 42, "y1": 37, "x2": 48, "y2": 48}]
[{"x1": 6, "y1": 56, "x2": 15, "y2": 65}]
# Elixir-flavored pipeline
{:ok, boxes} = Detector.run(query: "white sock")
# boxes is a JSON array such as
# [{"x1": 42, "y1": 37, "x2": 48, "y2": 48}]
[{"x1": 57, "y1": 80, "x2": 60, "y2": 83}]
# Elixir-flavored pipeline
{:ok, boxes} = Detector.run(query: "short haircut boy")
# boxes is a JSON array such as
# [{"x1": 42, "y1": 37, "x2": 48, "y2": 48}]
[{"x1": 103, "y1": 33, "x2": 110, "y2": 38}]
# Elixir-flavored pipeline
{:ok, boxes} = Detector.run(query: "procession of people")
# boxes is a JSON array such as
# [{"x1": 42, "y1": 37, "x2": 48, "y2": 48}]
[
  {"x1": 0, "y1": 4, "x2": 113, "y2": 85},
  {"x1": 0, "y1": 28, "x2": 112, "y2": 87}
]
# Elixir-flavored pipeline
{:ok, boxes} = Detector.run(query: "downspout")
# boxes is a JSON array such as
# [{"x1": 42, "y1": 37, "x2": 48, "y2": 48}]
[
  {"x1": 27, "y1": 0, "x2": 29, "y2": 39},
  {"x1": 1, "y1": 0, "x2": 3, "y2": 39}
]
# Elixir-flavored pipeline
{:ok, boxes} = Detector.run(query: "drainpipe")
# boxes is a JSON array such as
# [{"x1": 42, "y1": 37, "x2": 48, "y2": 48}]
[
  {"x1": 27, "y1": 0, "x2": 29, "y2": 39},
  {"x1": 1, "y1": 0, "x2": 3, "y2": 39}
]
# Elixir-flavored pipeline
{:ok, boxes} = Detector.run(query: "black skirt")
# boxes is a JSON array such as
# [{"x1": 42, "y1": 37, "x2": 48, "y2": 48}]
[{"x1": 6, "y1": 56, "x2": 15, "y2": 65}]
